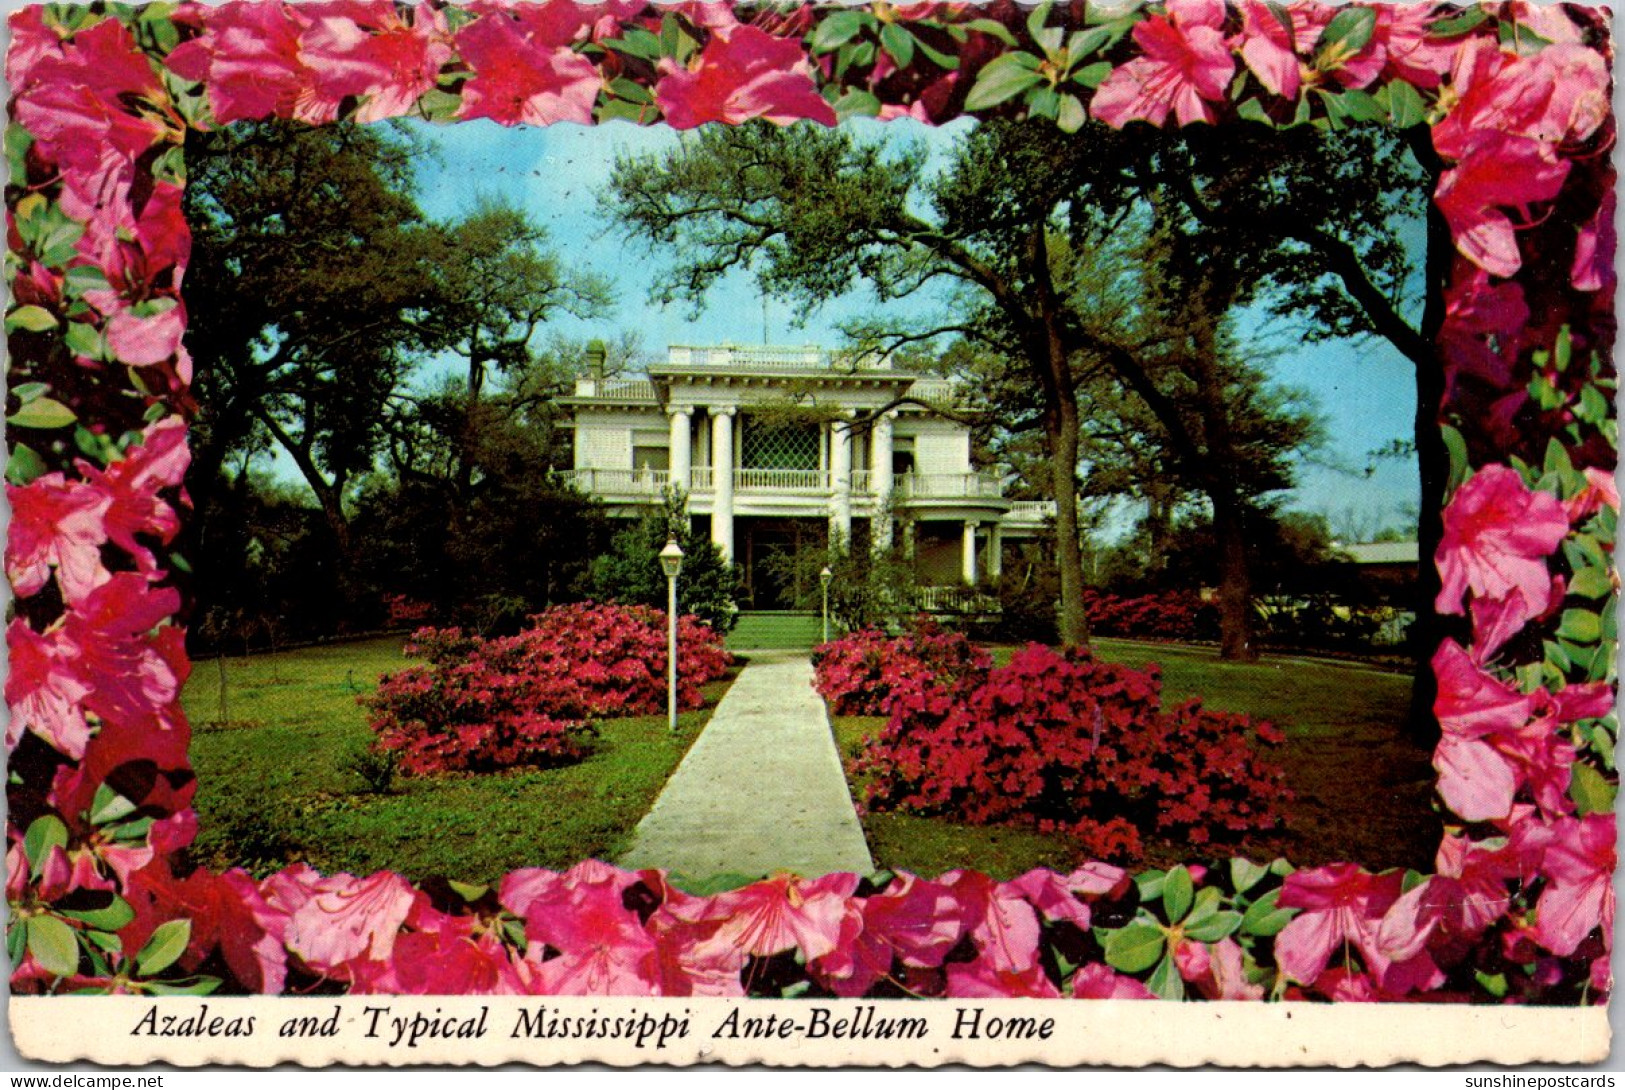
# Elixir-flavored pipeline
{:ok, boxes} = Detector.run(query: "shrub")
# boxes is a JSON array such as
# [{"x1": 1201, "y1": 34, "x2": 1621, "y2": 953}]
[
  {"x1": 364, "y1": 603, "x2": 734, "y2": 776},
  {"x1": 811, "y1": 619, "x2": 991, "y2": 716},
  {"x1": 343, "y1": 741, "x2": 400, "y2": 794},
  {"x1": 851, "y1": 643, "x2": 1290, "y2": 861},
  {"x1": 1081, "y1": 589, "x2": 1220, "y2": 642}
]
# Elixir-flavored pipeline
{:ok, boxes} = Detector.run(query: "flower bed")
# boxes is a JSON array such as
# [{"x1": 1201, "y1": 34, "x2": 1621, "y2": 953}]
[
  {"x1": 811, "y1": 619, "x2": 990, "y2": 716},
  {"x1": 2, "y1": 0, "x2": 1614, "y2": 1016},
  {"x1": 363, "y1": 604, "x2": 733, "y2": 775},
  {"x1": 850, "y1": 643, "x2": 1290, "y2": 861}
]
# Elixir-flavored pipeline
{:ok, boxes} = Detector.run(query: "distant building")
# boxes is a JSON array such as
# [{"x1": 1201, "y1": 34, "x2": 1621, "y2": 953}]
[{"x1": 560, "y1": 344, "x2": 1049, "y2": 609}]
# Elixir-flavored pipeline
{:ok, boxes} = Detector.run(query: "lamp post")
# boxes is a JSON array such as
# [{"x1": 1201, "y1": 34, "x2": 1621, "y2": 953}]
[
  {"x1": 659, "y1": 537, "x2": 684, "y2": 733},
  {"x1": 820, "y1": 565, "x2": 833, "y2": 644}
]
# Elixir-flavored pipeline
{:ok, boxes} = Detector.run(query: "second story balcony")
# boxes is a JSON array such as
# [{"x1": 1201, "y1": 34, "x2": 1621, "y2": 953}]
[{"x1": 561, "y1": 468, "x2": 1015, "y2": 505}]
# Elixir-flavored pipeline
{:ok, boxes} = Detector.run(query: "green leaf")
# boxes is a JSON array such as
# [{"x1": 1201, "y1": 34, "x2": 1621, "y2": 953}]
[
  {"x1": 1162, "y1": 865, "x2": 1194, "y2": 923},
  {"x1": 6, "y1": 305, "x2": 59, "y2": 333},
  {"x1": 597, "y1": 98, "x2": 650, "y2": 124},
  {"x1": 63, "y1": 321, "x2": 106, "y2": 361},
  {"x1": 1317, "y1": 7, "x2": 1378, "y2": 57},
  {"x1": 144, "y1": 977, "x2": 223, "y2": 997},
  {"x1": 1236, "y1": 98, "x2": 1275, "y2": 126},
  {"x1": 1428, "y1": 9, "x2": 1489, "y2": 37},
  {"x1": 1568, "y1": 566, "x2": 1613, "y2": 600},
  {"x1": 1064, "y1": 26, "x2": 1113, "y2": 67},
  {"x1": 7, "y1": 921, "x2": 27, "y2": 967},
  {"x1": 1103, "y1": 920, "x2": 1166, "y2": 974},
  {"x1": 136, "y1": 919, "x2": 192, "y2": 977},
  {"x1": 835, "y1": 90, "x2": 883, "y2": 121},
  {"x1": 89, "y1": 784, "x2": 138, "y2": 826},
  {"x1": 24, "y1": 815, "x2": 69, "y2": 879},
  {"x1": 1557, "y1": 609, "x2": 1603, "y2": 645},
  {"x1": 604, "y1": 26, "x2": 662, "y2": 60},
  {"x1": 1146, "y1": 951, "x2": 1185, "y2": 1000},
  {"x1": 1474, "y1": 970, "x2": 1509, "y2": 998},
  {"x1": 1577, "y1": 385, "x2": 1609, "y2": 426},
  {"x1": 1386, "y1": 79, "x2": 1426, "y2": 128},
  {"x1": 1184, "y1": 910, "x2": 1243, "y2": 943},
  {"x1": 960, "y1": 18, "x2": 1019, "y2": 46},
  {"x1": 61, "y1": 896, "x2": 136, "y2": 933},
  {"x1": 1441, "y1": 425, "x2": 1469, "y2": 495},
  {"x1": 9, "y1": 397, "x2": 77, "y2": 430},
  {"x1": 1071, "y1": 61, "x2": 1113, "y2": 89},
  {"x1": 963, "y1": 53, "x2": 1047, "y2": 111},
  {"x1": 608, "y1": 77, "x2": 655, "y2": 106},
  {"x1": 6, "y1": 444, "x2": 48, "y2": 486},
  {"x1": 1026, "y1": 86, "x2": 1061, "y2": 120},
  {"x1": 446, "y1": 879, "x2": 488, "y2": 902},
  {"x1": 26, "y1": 915, "x2": 81, "y2": 978},
  {"x1": 1568, "y1": 761, "x2": 1616, "y2": 816},
  {"x1": 1134, "y1": 869, "x2": 1166, "y2": 902},
  {"x1": 12, "y1": 382, "x2": 49, "y2": 403},
  {"x1": 1230, "y1": 857, "x2": 1269, "y2": 894},
  {"x1": 810, "y1": 9, "x2": 867, "y2": 52},
  {"x1": 1025, "y1": 0, "x2": 1054, "y2": 45},
  {"x1": 1240, "y1": 889, "x2": 1296, "y2": 937},
  {"x1": 1056, "y1": 94, "x2": 1087, "y2": 133},
  {"x1": 1336, "y1": 89, "x2": 1385, "y2": 122},
  {"x1": 879, "y1": 23, "x2": 916, "y2": 67},
  {"x1": 911, "y1": 33, "x2": 960, "y2": 70}
]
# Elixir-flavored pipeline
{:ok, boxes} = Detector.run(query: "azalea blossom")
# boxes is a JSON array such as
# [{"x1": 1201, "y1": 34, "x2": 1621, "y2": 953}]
[
  {"x1": 455, "y1": 10, "x2": 599, "y2": 127},
  {"x1": 1091, "y1": 0, "x2": 1236, "y2": 127},
  {"x1": 281, "y1": 870, "x2": 422, "y2": 976},
  {"x1": 6, "y1": 473, "x2": 112, "y2": 604},
  {"x1": 664, "y1": 871, "x2": 859, "y2": 963},
  {"x1": 1274, "y1": 864, "x2": 1405, "y2": 987},
  {"x1": 1529, "y1": 815, "x2": 1615, "y2": 957},
  {"x1": 655, "y1": 24, "x2": 836, "y2": 128},
  {"x1": 1435, "y1": 465, "x2": 1569, "y2": 617}
]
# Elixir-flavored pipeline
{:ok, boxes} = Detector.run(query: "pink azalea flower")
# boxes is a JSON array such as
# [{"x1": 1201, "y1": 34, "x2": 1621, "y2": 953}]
[
  {"x1": 166, "y1": 2, "x2": 322, "y2": 123},
  {"x1": 6, "y1": 473, "x2": 112, "y2": 604},
  {"x1": 1435, "y1": 132, "x2": 1571, "y2": 278},
  {"x1": 1468, "y1": 589, "x2": 1536, "y2": 665},
  {"x1": 1432, "y1": 639, "x2": 1538, "y2": 822},
  {"x1": 1433, "y1": 833, "x2": 1521, "y2": 936},
  {"x1": 667, "y1": 871, "x2": 860, "y2": 963},
  {"x1": 104, "y1": 305, "x2": 186, "y2": 367},
  {"x1": 1435, "y1": 464, "x2": 1569, "y2": 617},
  {"x1": 1434, "y1": 41, "x2": 1610, "y2": 163},
  {"x1": 6, "y1": 620, "x2": 92, "y2": 757},
  {"x1": 1532, "y1": 815, "x2": 1615, "y2": 957},
  {"x1": 1274, "y1": 864, "x2": 1405, "y2": 986},
  {"x1": 299, "y1": 3, "x2": 453, "y2": 123},
  {"x1": 811, "y1": 872, "x2": 965, "y2": 997},
  {"x1": 76, "y1": 417, "x2": 190, "y2": 579},
  {"x1": 1566, "y1": 466, "x2": 1620, "y2": 524},
  {"x1": 282, "y1": 870, "x2": 423, "y2": 976},
  {"x1": 455, "y1": 10, "x2": 600, "y2": 127},
  {"x1": 1071, "y1": 962, "x2": 1156, "y2": 999},
  {"x1": 1571, "y1": 189, "x2": 1616, "y2": 293},
  {"x1": 1091, "y1": 0, "x2": 1236, "y2": 127},
  {"x1": 1232, "y1": 0, "x2": 1301, "y2": 99},
  {"x1": 655, "y1": 24, "x2": 836, "y2": 128},
  {"x1": 946, "y1": 958, "x2": 1061, "y2": 998},
  {"x1": 62, "y1": 574, "x2": 184, "y2": 736},
  {"x1": 511, "y1": 861, "x2": 661, "y2": 995},
  {"x1": 1175, "y1": 936, "x2": 1264, "y2": 1000}
]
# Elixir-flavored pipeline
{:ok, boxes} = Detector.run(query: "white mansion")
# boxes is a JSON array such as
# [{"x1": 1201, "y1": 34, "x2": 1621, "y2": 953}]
[{"x1": 560, "y1": 344, "x2": 1050, "y2": 610}]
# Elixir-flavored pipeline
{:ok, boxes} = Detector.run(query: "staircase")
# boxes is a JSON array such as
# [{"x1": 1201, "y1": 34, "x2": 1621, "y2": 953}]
[{"x1": 727, "y1": 611, "x2": 826, "y2": 651}]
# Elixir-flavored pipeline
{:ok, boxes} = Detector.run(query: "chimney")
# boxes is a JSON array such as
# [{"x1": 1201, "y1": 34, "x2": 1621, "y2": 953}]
[{"x1": 586, "y1": 339, "x2": 607, "y2": 380}]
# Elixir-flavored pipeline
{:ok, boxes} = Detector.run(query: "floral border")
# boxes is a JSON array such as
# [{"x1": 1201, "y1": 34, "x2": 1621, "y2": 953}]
[{"x1": 3, "y1": 0, "x2": 1616, "y2": 1003}]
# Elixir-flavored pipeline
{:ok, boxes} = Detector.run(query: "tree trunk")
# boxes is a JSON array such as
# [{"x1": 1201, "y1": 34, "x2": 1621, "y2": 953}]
[
  {"x1": 1210, "y1": 491, "x2": 1257, "y2": 661},
  {"x1": 1402, "y1": 128, "x2": 1455, "y2": 749},
  {"x1": 1051, "y1": 385, "x2": 1091, "y2": 648}
]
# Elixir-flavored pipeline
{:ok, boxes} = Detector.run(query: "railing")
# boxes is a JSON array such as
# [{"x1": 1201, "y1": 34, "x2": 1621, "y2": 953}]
[
  {"x1": 688, "y1": 467, "x2": 713, "y2": 492},
  {"x1": 848, "y1": 469, "x2": 874, "y2": 493},
  {"x1": 560, "y1": 468, "x2": 670, "y2": 494},
  {"x1": 893, "y1": 472, "x2": 1006, "y2": 500},
  {"x1": 663, "y1": 344, "x2": 893, "y2": 372},
  {"x1": 908, "y1": 378, "x2": 959, "y2": 403},
  {"x1": 735, "y1": 468, "x2": 829, "y2": 491},
  {"x1": 1008, "y1": 500, "x2": 1055, "y2": 520},
  {"x1": 916, "y1": 586, "x2": 1001, "y2": 614},
  {"x1": 572, "y1": 378, "x2": 656, "y2": 400}
]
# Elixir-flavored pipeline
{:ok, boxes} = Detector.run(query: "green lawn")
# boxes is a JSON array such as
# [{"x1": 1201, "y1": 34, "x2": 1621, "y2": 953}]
[
  {"x1": 833, "y1": 638, "x2": 1439, "y2": 879},
  {"x1": 182, "y1": 636, "x2": 736, "y2": 883}
]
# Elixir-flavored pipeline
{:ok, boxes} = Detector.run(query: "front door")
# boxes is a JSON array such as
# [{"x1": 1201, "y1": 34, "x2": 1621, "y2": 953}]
[{"x1": 741, "y1": 519, "x2": 824, "y2": 609}]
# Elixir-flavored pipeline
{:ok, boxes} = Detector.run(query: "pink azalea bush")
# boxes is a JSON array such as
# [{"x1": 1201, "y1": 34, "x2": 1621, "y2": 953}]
[
  {"x1": 363, "y1": 603, "x2": 733, "y2": 775},
  {"x1": 2, "y1": 0, "x2": 1615, "y2": 1009},
  {"x1": 810, "y1": 619, "x2": 991, "y2": 716}
]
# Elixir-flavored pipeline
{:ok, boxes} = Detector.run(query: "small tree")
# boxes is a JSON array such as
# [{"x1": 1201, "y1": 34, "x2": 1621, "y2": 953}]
[
  {"x1": 768, "y1": 523, "x2": 919, "y2": 635},
  {"x1": 586, "y1": 490, "x2": 740, "y2": 632}
]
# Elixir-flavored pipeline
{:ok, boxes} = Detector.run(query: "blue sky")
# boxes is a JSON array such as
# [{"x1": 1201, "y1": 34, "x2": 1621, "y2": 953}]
[{"x1": 403, "y1": 116, "x2": 1421, "y2": 539}]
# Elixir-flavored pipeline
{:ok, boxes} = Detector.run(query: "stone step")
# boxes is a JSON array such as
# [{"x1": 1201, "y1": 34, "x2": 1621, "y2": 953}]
[{"x1": 726, "y1": 610, "x2": 826, "y2": 650}]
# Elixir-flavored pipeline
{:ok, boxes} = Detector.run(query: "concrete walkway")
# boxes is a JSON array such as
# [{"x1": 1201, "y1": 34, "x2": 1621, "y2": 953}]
[{"x1": 617, "y1": 651, "x2": 874, "y2": 880}]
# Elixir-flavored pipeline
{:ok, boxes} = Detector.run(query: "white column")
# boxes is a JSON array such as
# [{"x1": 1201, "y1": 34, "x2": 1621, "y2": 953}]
[
  {"x1": 668, "y1": 407, "x2": 692, "y2": 496},
  {"x1": 962, "y1": 520, "x2": 979, "y2": 586},
  {"x1": 710, "y1": 407, "x2": 735, "y2": 561},
  {"x1": 830, "y1": 414, "x2": 852, "y2": 544},
  {"x1": 871, "y1": 412, "x2": 894, "y2": 549},
  {"x1": 988, "y1": 523, "x2": 1003, "y2": 581}
]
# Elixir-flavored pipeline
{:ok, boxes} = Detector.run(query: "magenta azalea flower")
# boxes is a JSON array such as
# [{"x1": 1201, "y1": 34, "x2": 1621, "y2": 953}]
[
  {"x1": 1071, "y1": 962, "x2": 1156, "y2": 999},
  {"x1": 1435, "y1": 465, "x2": 1569, "y2": 617},
  {"x1": 167, "y1": 2, "x2": 320, "y2": 123},
  {"x1": 811, "y1": 872, "x2": 964, "y2": 997},
  {"x1": 6, "y1": 620, "x2": 92, "y2": 756},
  {"x1": 1436, "y1": 133, "x2": 1572, "y2": 278},
  {"x1": 1274, "y1": 864, "x2": 1405, "y2": 987},
  {"x1": 299, "y1": 2, "x2": 453, "y2": 123},
  {"x1": 1530, "y1": 815, "x2": 1615, "y2": 957},
  {"x1": 667, "y1": 871, "x2": 860, "y2": 963},
  {"x1": 1091, "y1": 0, "x2": 1236, "y2": 127},
  {"x1": 454, "y1": 9, "x2": 599, "y2": 126},
  {"x1": 1232, "y1": 0, "x2": 1302, "y2": 99},
  {"x1": 655, "y1": 24, "x2": 836, "y2": 128},
  {"x1": 280, "y1": 870, "x2": 423, "y2": 977},
  {"x1": 6, "y1": 473, "x2": 112, "y2": 604}
]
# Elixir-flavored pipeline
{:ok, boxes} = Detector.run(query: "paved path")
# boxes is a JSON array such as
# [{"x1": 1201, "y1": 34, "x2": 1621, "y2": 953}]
[{"x1": 617, "y1": 651, "x2": 874, "y2": 880}]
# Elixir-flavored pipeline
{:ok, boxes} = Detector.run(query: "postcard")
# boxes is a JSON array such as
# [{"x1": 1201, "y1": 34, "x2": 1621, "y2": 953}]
[{"x1": 3, "y1": 0, "x2": 1616, "y2": 1068}]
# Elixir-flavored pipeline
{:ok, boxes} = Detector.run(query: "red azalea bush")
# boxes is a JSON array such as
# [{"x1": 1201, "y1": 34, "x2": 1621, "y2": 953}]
[
  {"x1": 1082, "y1": 590, "x2": 1219, "y2": 642},
  {"x1": 853, "y1": 644, "x2": 1290, "y2": 860},
  {"x1": 364, "y1": 603, "x2": 734, "y2": 775},
  {"x1": 811, "y1": 619, "x2": 991, "y2": 716}
]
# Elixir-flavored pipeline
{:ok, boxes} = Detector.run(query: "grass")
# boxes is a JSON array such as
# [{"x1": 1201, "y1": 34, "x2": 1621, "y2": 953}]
[
  {"x1": 181, "y1": 636, "x2": 737, "y2": 883},
  {"x1": 832, "y1": 637, "x2": 1439, "y2": 880}
]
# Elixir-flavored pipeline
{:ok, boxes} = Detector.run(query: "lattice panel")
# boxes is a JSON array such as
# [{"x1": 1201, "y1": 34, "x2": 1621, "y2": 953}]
[{"x1": 741, "y1": 418, "x2": 820, "y2": 470}]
